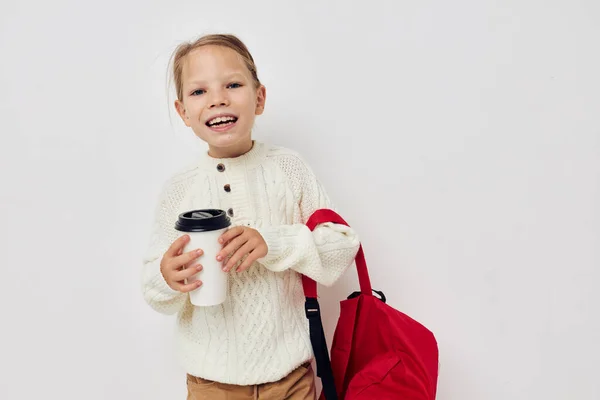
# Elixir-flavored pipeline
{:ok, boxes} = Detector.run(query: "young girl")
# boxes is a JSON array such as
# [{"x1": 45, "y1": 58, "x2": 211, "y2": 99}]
[{"x1": 141, "y1": 33, "x2": 360, "y2": 400}]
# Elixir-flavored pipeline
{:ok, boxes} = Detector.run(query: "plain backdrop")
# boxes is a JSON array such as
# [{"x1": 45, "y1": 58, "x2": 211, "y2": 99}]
[{"x1": 1, "y1": 0, "x2": 599, "y2": 399}]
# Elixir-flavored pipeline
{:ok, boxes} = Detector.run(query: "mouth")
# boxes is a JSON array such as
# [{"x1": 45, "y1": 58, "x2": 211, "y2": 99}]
[{"x1": 206, "y1": 114, "x2": 238, "y2": 130}]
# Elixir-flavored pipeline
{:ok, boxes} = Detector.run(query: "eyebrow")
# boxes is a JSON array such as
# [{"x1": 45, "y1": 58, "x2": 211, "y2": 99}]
[{"x1": 187, "y1": 72, "x2": 248, "y2": 86}]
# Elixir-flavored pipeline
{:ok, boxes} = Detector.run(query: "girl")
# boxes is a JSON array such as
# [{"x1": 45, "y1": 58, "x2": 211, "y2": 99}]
[{"x1": 141, "y1": 33, "x2": 360, "y2": 400}]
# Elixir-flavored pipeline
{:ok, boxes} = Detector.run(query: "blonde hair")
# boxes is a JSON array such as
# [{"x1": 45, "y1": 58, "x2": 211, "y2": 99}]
[{"x1": 170, "y1": 33, "x2": 261, "y2": 101}]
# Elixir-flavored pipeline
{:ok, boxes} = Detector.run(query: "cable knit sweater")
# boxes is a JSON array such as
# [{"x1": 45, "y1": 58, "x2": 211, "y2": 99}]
[{"x1": 141, "y1": 141, "x2": 360, "y2": 385}]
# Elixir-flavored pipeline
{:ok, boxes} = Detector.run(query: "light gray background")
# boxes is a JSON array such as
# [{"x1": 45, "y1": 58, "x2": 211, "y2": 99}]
[{"x1": 1, "y1": 1, "x2": 598, "y2": 399}]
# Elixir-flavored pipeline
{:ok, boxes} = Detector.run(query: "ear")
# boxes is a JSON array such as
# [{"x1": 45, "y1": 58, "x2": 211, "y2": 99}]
[
  {"x1": 255, "y1": 85, "x2": 266, "y2": 116},
  {"x1": 175, "y1": 100, "x2": 191, "y2": 127}
]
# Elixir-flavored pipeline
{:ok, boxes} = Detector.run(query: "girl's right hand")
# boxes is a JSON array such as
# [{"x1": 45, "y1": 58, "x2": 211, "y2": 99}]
[{"x1": 160, "y1": 234, "x2": 204, "y2": 293}]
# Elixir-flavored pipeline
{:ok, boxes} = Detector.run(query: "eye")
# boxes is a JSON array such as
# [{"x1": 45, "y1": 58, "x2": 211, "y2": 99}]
[
  {"x1": 227, "y1": 83, "x2": 242, "y2": 89},
  {"x1": 191, "y1": 89, "x2": 205, "y2": 96}
]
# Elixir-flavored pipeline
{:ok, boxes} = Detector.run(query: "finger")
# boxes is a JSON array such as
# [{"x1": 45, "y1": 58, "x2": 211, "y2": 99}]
[
  {"x1": 175, "y1": 279, "x2": 203, "y2": 293},
  {"x1": 173, "y1": 248, "x2": 204, "y2": 268},
  {"x1": 218, "y1": 226, "x2": 244, "y2": 245},
  {"x1": 166, "y1": 234, "x2": 190, "y2": 257},
  {"x1": 174, "y1": 264, "x2": 203, "y2": 281},
  {"x1": 217, "y1": 235, "x2": 248, "y2": 262},
  {"x1": 236, "y1": 251, "x2": 257, "y2": 273},
  {"x1": 224, "y1": 242, "x2": 253, "y2": 272}
]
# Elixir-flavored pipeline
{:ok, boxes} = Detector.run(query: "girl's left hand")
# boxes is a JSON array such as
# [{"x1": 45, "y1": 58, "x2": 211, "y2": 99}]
[{"x1": 217, "y1": 226, "x2": 268, "y2": 273}]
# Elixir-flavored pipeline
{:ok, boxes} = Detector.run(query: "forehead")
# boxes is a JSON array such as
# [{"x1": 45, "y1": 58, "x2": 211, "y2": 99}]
[{"x1": 181, "y1": 45, "x2": 250, "y2": 82}]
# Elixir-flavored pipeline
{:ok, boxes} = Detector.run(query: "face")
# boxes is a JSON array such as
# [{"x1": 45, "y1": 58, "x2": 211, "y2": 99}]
[{"x1": 175, "y1": 45, "x2": 266, "y2": 158}]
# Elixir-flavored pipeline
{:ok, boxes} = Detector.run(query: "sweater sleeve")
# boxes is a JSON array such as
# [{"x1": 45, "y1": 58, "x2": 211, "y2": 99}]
[
  {"x1": 256, "y1": 154, "x2": 360, "y2": 287},
  {"x1": 140, "y1": 175, "x2": 189, "y2": 315}
]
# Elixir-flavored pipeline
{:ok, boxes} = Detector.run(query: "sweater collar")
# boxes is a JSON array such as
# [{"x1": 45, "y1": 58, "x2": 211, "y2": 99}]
[{"x1": 199, "y1": 140, "x2": 266, "y2": 171}]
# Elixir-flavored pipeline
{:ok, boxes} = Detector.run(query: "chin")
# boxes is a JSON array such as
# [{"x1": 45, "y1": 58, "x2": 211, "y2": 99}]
[{"x1": 199, "y1": 131, "x2": 250, "y2": 149}]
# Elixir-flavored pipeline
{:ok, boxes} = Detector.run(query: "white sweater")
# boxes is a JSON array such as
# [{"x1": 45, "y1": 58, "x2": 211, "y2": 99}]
[{"x1": 141, "y1": 141, "x2": 360, "y2": 385}]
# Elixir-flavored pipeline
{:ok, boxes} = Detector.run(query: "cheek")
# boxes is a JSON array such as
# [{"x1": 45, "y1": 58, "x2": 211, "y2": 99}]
[
  {"x1": 185, "y1": 101, "x2": 206, "y2": 119},
  {"x1": 232, "y1": 90, "x2": 256, "y2": 108}
]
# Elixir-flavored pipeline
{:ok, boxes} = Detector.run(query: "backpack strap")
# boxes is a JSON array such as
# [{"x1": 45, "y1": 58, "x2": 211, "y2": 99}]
[
  {"x1": 302, "y1": 209, "x2": 372, "y2": 400},
  {"x1": 304, "y1": 297, "x2": 337, "y2": 400}
]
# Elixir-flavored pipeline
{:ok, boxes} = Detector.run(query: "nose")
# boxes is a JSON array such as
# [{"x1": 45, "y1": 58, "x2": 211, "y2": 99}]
[{"x1": 208, "y1": 89, "x2": 230, "y2": 109}]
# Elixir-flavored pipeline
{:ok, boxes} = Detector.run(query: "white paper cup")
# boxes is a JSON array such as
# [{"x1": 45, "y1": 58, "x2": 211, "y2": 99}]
[{"x1": 175, "y1": 209, "x2": 231, "y2": 307}]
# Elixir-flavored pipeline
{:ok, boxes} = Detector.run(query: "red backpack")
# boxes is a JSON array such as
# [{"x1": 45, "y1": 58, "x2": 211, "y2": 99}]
[{"x1": 303, "y1": 209, "x2": 439, "y2": 399}]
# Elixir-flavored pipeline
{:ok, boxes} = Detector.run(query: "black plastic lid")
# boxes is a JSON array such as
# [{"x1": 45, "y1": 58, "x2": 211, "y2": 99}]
[{"x1": 174, "y1": 209, "x2": 231, "y2": 232}]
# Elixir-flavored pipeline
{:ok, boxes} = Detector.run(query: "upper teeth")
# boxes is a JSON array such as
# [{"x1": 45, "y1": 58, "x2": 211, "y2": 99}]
[{"x1": 209, "y1": 116, "x2": 235, "y2": 125}]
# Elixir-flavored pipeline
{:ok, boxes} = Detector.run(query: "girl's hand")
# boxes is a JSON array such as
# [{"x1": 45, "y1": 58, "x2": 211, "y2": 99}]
[
  {"x1": 160, "y1": 235, "x2": 204, "y2": 293},
  {"x1": 217, "y1": 226, "x2": 268, "y2": 273}
]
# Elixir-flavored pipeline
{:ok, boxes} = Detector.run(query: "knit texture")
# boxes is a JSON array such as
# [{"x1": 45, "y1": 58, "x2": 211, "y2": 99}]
[{"x1": 141, "y1": 141, "x2": 360, "y2": 385}]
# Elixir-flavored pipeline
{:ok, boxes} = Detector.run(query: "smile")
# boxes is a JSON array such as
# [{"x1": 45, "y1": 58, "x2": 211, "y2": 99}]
[{"x1": 206, "y1": 115, "x2": 238, "y2": 128}]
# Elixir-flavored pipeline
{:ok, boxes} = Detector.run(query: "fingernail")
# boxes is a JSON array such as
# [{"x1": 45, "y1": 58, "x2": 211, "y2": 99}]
[
  {"x1": 216, "y1": 255, "x2": 223, "y2": 261},
  {"x1": 222, "y1": 266, "x2": 228, "y2": 272},
  {"x1": 197, "y1": 280, "x2": 203, "y2": 286},
  {"x1": 218, "y1": 238, "x2": 223, "y2": 244},
  {"x1": 197, "y1": 249, "x2": 203, "y2": 255},
  {"x1": 196, "y1": 265, "x2": 203, "y2": 271}
]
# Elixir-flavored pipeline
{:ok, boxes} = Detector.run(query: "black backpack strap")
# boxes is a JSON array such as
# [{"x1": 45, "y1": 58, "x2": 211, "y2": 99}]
[{"x1": 305, "y1": 297, "x2": 338, "y2": 400}]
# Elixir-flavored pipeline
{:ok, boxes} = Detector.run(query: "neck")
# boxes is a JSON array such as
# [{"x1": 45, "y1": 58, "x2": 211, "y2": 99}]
[{"x1": 208, "y1": 139, "x2": 254, "y2": 159}]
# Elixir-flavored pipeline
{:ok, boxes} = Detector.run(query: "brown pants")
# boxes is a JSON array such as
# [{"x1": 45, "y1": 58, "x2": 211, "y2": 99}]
[{"x1": 186, "y1": 362, "x2": 316, "y2": 400}]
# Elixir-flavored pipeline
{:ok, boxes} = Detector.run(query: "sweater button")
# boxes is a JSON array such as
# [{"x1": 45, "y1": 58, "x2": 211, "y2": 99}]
[
  {"x1": 217, "y1": 163, "x2": 225, "y2": 172},
  {"x1": 224, "y1": 184, "x2": 231, "y2": 192},
  {"x1": 227, "y1": 208, "x2": 234, "y2": 217}
]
